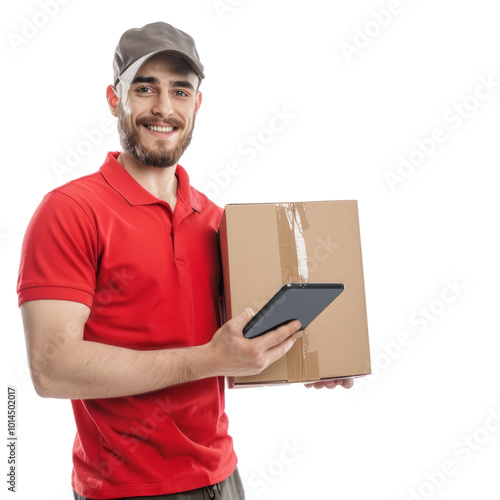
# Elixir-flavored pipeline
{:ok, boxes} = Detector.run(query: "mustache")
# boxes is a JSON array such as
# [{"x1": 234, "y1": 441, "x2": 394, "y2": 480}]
[{"x1": 138, "y1": 117, "x2": 184, "y2": 129}]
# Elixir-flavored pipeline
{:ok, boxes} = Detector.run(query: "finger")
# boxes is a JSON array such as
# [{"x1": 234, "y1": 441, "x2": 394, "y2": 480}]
[
  {"x1": 228, "y1": 308, "x2": 256, "y2": 333},
  {"x1": 304, "y1": 382, "x2": 327, "y2": 388},
  {"x1": 305, "y1": 380, "x2": 343, "y2": 389},
  {"x1": 304, "y1": 378, "x2": 353, "y2": 389},
  {"x1": 304, "y1": 382, "x2": 326, "y2": 389},
  {"x1": 262, "y1": 328, "x2": 302, "y2": 364},
  {"x1": 340, "y1": 378, "x2": 354, "y2": 389},
  {"x1": 255, "y1": 319, "x2": 302, "y2": 350},
  {"x1": 322, "y1": 380, "x2": 341, "y2": 389}
]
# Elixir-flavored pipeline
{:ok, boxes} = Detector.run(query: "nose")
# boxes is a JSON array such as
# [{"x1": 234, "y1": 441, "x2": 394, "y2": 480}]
[{"x1": 151, "y1": 91, "x2": 174, "y2": 118}]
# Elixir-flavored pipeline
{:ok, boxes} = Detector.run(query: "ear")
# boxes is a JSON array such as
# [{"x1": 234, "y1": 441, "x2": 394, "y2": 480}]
[
  {"x1": 194, "y1": 91, "x2": 202, "y2": 116},
  {"x1": 106, "y1": 85, "x2": 119, "y2": 116}
]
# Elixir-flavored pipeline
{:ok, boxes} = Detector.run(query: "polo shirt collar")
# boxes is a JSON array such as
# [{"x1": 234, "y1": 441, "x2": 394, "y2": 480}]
[{"x1": 100, "y1": 151, "x2": 201, "y2": 212}]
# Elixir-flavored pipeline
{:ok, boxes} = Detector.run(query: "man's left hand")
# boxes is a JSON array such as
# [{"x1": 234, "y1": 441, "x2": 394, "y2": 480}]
[{"x1": 304, "y1": 378, "x2": 354, "y2": 389}]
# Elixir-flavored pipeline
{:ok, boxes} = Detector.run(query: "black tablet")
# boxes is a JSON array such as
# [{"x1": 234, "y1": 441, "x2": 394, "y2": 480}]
[{"x1": 242, "y1": 283, "x2": 344, "y2": 339}]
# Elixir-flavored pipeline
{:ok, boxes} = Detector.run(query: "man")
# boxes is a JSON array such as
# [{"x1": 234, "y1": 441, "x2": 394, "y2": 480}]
[{"x1": 17, "y1": 22, "x2": 353, "y2": 500}]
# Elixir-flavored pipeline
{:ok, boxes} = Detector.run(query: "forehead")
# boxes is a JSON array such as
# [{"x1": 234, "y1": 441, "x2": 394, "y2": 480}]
[{"x1": 135, "y1": 53, "x2": 198, "y2": 83}]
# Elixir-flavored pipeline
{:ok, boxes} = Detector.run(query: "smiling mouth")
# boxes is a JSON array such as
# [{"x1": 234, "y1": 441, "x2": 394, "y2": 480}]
[{"x1": 144, "y1": 124, "x2": 177, "y2": 133}]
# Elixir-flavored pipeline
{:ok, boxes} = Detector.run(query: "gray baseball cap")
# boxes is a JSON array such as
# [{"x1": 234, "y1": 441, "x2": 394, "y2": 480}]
[{"x1": 113, "y1": 22, "x2": 205, "y2": 87}]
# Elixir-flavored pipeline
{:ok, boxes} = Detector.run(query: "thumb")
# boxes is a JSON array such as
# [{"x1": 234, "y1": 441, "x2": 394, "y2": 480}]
[
  {"x1": 229, "y1": 307, "x2": 255, "y2": 332},
  {"x1": 243, "y1": 307, "x2": 255, "y2": 319}
]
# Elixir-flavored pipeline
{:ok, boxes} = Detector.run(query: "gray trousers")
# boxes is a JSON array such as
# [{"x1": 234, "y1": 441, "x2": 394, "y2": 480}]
[{"x1": 73, "y1": 467, "x2": 245, "y2": 500}]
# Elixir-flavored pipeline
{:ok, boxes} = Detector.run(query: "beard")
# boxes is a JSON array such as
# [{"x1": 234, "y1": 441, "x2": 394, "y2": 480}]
[{"x1": 117, "y1": 105, "x2": 194, "y2": 168}]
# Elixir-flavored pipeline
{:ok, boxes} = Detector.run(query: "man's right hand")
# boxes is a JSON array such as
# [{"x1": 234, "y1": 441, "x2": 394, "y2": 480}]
[{"x1": 207, "y1": 308, "x2": 302, "y2": 377}]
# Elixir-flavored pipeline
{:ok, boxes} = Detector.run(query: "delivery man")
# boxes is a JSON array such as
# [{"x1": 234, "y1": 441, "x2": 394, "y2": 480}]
[{"x1": 17, "y1": 21, "x2": 353, "y2": 500}]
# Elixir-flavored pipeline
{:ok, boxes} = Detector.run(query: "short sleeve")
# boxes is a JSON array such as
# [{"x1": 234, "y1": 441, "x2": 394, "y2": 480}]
[{"x1": 17, "y1": 190, "x2": 98, "y2": 308}]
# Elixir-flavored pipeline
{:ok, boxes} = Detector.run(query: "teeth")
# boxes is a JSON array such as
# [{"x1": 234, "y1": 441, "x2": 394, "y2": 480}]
[{"x1": 146, "y1": 125, "x2": 174, "y2": 133}]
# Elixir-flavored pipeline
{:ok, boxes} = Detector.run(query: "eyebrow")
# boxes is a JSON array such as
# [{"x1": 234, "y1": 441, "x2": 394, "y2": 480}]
[{"x1": 131, "y1": 76, "x2": 195, "y2": 92}]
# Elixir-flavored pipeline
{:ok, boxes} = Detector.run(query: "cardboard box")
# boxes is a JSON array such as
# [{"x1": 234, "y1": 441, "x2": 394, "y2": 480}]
[{"x1": 218, "y1": 201, "x2": 371, "y2": 388}]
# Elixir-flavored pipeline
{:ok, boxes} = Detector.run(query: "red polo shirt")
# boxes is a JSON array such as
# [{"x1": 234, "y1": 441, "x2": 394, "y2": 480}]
[{"x1": 17, "y1": 152, "x2": 237, "y2": 499}]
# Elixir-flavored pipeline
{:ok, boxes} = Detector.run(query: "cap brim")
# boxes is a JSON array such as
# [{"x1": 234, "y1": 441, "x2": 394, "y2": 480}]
[{"x1": 116, "y1": 49, "x2": 205, "y2": 86}]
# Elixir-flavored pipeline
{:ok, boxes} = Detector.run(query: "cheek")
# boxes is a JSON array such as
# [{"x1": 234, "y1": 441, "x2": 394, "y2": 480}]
[
  {"x1": 119, "y1": 108, "x2": 135, "y2": 130},
  {"x1": 121, "y1": 101, "x2": 132, "y2": 116},
  {"x1": 183, "y1": 110, "x2": 196, "y2": 128},
  {"x1": 117, "y1": 87, "x2": 133, "y2": 116}
]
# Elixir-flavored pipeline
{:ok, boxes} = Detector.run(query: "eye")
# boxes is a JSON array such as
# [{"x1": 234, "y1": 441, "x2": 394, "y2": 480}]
[
  {"x1": 136, "y1": 86, "x2": 154, "y2": 94},
  {"x1": 173, "y1": 90, "x2": 188, "y2": 97}
]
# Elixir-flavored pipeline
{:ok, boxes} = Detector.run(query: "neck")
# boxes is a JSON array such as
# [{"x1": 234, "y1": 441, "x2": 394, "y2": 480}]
[{"x1": 117, "y1": 152, "x2": 178, "y2": 210}]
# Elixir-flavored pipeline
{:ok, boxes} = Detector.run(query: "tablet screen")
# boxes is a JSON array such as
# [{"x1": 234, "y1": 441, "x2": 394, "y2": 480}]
[{"x1": 243, "y1": 283, "x2": 344, "y2": 339}]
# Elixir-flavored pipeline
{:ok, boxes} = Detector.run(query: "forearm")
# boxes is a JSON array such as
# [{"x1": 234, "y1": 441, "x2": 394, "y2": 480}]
[
  {"x1": 25, "y1": 302, "x2": 301, "y2": 398},
  {"x1": 34, "y1": 339, "x2": 217, "y2": 399}
]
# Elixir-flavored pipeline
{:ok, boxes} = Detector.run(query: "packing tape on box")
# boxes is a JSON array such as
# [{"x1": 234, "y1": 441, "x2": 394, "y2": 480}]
[{"x1": 275, "y1": 203, "x2": 320, "y2": 382}]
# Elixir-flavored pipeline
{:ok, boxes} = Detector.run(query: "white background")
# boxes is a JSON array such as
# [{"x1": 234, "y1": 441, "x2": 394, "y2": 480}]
[{"x1": 2, "y1": 0, "x2": 500, "y2": 499}]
